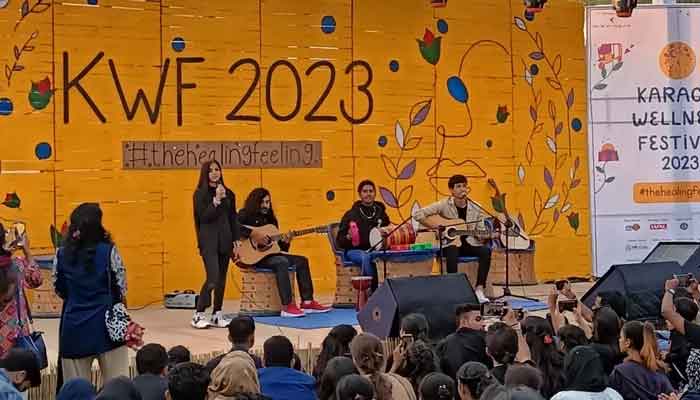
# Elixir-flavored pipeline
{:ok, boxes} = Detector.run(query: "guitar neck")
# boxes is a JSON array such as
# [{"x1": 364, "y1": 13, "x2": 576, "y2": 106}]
[{"x1": 289, "y1": 225, "x2": 324, "y2": 237}]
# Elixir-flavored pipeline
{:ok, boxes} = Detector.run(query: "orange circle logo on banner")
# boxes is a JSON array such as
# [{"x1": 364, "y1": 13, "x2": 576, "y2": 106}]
[{"x1": 659, "y1": 41, "x2": 696, "y2": 80}]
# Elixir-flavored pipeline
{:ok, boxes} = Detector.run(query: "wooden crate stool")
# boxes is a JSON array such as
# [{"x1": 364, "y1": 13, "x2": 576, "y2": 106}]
[
  {"x1": 378, "y1": 255, "x2": 434, "y2": 283},
  {"x1": 327, "y1": 223, "x2": 362, "y2": 308},
  {"x1": 489, "y1": 248, "x2": 537, "y2": 286},
  {"x1": 239, "y1": 267, "x2": 296, "y2": 316},
  {"x1": 28, "y1": 255, "x2": 62, "y2": 318}
]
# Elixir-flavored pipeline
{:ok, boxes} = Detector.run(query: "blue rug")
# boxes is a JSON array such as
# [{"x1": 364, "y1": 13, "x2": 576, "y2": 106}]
[
  {"x1": 254, "y1": 308, "x2": 359, "y2": 330},
  {"x1": 500, "y1": 297, "x2": 548, "y2": 312}
]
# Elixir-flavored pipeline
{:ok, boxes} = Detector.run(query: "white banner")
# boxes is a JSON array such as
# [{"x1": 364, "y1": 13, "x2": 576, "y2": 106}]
[{"x1": 587, "y1": 5, "x2": 700, "y2": 276}]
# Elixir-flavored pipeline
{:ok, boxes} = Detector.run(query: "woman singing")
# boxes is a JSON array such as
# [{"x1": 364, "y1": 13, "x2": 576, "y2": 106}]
[{"x1": 192, "y1": 160, "x2": 240, "y2": 329}]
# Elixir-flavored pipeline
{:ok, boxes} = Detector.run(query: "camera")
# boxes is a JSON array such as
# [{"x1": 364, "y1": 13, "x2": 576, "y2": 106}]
[
  {"x1": 400, "y1": 334, "x2": 414, "y2": 348},
  {"x1": 482, "y1": 301, "x2": 507, "y2": 318},
  {"x1": 555, "y1": 280, "x2": 569, "y2": 291},
  {"x1": 558, "y1": 299, "x2": 578, "y2": 313},
  {"x1": 513, "y1": 308, "x2": 525, "y2": 321},
  {"x1": 674, "y1": 273, "x2": 694, "y2": 288}
]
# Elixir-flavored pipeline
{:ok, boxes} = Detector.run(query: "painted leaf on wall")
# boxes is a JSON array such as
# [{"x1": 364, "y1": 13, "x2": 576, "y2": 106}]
[
  {"x1": 410, "y1": 100, "x2": 432, "y2": 126},
  {"x1": 398, "y1": 160, "x2": 417, "y2": 180},
  {"x1": 379, "y1": 187, "x2": 398, "y2": 208},
  {"x1": 395, "y1": 121, "x2": 405, "y2": 148},
  {"x1": 2, "y1": 192, "x2": 21, "y2": 208}
]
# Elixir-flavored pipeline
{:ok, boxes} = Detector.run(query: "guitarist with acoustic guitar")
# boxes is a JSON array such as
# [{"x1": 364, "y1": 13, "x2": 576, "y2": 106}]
[
  {"x1": 413, "y1": 174, "x2": 497, "y2": 304},
  {"x1": 238, "y1": 188, "x2": 330, "y2": 318}
]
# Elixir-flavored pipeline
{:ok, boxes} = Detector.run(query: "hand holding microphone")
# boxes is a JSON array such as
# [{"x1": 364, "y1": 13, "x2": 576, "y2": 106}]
[{"x1": 216, "y1": 184, "x2": 226, "y2": 200}]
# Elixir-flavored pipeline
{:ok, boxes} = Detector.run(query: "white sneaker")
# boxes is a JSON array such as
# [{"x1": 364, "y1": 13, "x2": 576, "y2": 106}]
[
  {"x1": 475, "y1": 289, "x2": 490, "y2": 304},
  {"x1": 210, "y1": 311, "x2": 231, "y2": 328},
  {"x1": 191, "y1": 312, "x2": 210, "y2": 329}
]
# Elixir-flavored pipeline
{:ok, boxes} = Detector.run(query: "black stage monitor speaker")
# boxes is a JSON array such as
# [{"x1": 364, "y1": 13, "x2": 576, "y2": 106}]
[
  {"x1": 642, "y1": 241, "x2": 700, "y2": 269},
  {"x1": 358, "y1": 274, "x2": 477, "y2": 341},
  {"x1": 581, "y1": 262, "x2": 683, "y2": 321}
]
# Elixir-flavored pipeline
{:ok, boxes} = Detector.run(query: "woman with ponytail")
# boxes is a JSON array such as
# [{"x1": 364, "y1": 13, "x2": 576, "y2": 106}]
[
  {"x1": 313, "y1": 324, "x2": 357, "y2": 380},
  {"x1": 522, "y1": 316, "x2": 565, "y2": 398},
  {"x1": 350, "y1": 333, "x2": 417, "y2": 400},
  {"x1": 485, "y1": 322, "x2": 519, "y2": 384},
  {"x1": 609, "y1": 321, "x2": 673, "y2": 400},
  {"x1": 0, "y1": 222, "x2": 42, "y2": 359}
]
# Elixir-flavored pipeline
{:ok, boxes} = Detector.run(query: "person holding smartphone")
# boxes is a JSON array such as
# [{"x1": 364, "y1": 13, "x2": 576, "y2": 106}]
[{"x1": 0, "y1": 222, "x2": 42, "y2": 359}]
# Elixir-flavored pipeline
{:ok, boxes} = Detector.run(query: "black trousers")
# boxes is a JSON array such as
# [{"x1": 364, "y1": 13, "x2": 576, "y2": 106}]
[
  {"x1": 442, "y1": 240, "x2": 492, "y2": 287},
  {"x1": 197, "y1": 251, "x2": 230, "y2": 313},
  {"x1": 258, "y1": 254, "x2": 314, "y2": 305}
]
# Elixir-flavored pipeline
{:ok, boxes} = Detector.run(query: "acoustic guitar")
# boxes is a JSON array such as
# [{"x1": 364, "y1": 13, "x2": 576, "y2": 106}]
[
  {"x1": 422, "y1": 215, "x2": 498, "y2": 247},
  {"x1": 237, "y1": 224, "x2": 328, "y2": 266}
]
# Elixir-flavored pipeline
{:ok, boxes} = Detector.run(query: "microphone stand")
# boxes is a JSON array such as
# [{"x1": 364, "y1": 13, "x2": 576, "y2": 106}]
[{"x1": 465, "y1": 196, "x2": 537, "y2": 302}]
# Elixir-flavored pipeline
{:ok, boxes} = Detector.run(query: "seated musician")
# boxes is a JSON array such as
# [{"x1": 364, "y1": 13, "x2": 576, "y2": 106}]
[
  {"x1": 238, "y1": 188, "x2": 329, "y2": 318},
  {"x1": 336, "y1": 180, "x2": 391, "y2": 290},
  {"x1": 413, "y1": 174, "x2": 495, "y2": 303}
]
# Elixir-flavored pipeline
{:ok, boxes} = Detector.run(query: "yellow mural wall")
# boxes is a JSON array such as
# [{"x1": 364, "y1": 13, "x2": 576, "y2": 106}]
[{"x1": 0, "y1": 0, "x2": 591, "y2": 307}]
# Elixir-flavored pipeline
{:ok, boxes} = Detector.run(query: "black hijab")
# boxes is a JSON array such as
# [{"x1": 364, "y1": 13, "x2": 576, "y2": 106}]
[{"x1": 563, "y1": 345, "x2": 608, "y2": 393}]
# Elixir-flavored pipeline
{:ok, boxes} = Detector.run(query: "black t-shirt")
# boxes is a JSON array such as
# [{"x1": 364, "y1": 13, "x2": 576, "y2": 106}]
[
  {"x1": 457, "y1": 205, "x2": 467, "y2": 221},
  {"x1": 685, "y1": 320, "x2": 700, "y2": 348}
]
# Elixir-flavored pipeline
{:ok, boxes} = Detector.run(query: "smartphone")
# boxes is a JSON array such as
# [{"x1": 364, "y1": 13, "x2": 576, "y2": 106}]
[
  {"x1": 555, "y1": 279, "x2": 569, "y2": 291},
  {"x1": 513, "y1": 308, "x2": 525, "y2": 321},
  {"x1": 558, "y1": 299, "x2": 578, "y2": 313},
  {"x1": 482, "y1": 301, "x2": 507, "y2": 318},
  {"x1": 674, "y1": 273, "x2": 694, "y2": 287}
]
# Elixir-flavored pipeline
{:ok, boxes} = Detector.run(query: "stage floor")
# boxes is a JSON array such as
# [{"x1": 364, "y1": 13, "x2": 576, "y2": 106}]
[{"x1": 32, "y1": 282, "x2": 593, "y2": 363}]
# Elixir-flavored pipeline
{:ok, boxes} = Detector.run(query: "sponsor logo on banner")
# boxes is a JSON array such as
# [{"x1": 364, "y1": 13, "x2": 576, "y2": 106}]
[
  {"x1": 681, "y1": 222, "x2": 689, "y2": 230},
  {"x1": 650, "y1": 223, "x2": 668, "y2": 231},
  {"x1": 625, "y1": 224, "x2": 641, "y2": 231},
  {"x1": 625, "y1": 243, "x2": 650, "y2": 252}
]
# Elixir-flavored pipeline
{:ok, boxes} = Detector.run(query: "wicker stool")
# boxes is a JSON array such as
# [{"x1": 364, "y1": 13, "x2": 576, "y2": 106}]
[
  {"x1": 29, "y1": 255, "x2": 62, "y2": 318},
  {"x1": 239, "y1": 267, "x2": 296, "y2": 316},
  {"x1": 334, "y1": 263, "x2": 361, "y2": 308}
]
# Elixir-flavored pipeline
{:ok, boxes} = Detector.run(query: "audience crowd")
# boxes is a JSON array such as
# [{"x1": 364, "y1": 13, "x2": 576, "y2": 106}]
[
  {"x1": 2, "y1": 277, "x2": 700, "y2": 400},
  {"x1": 3, "y1": 213, "x2": 700, "y2": 399}
]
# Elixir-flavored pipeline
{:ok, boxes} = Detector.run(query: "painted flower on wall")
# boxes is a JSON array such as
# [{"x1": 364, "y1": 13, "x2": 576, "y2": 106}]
[
  {"x1": 496, "y1": 105, "x2": 510, "y2": 123},
  {"x1": 598, "y1": 143, "x2": 619, "y2": 162},
  {"x1": 28, "y1": 76, "x2": 52, "y2": 110},
  {"x1": 417, "y1": 29, "x2": 441, "y2": 65},
  {"x1": 2, "y1": 192, "x2": 21, "y2": 208}
]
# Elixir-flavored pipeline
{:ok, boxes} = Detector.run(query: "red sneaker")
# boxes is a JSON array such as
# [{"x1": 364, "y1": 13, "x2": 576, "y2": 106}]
[
  {"x1": 301, "y1": 300, "x2": 331, "y2": 314},
  {"x1": 281, "y1": 303, "x2": 305, "y2": 318}
]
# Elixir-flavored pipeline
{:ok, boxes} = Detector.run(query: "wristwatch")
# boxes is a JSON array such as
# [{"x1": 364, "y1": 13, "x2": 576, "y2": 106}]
[{"x1": 667, "y1": 288, "x2": 676, "y2": 296}]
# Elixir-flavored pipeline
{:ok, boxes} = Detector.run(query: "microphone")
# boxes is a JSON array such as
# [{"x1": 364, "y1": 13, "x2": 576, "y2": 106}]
[{"x1": 377, "y1": 218, "x2": 382, "y2": 227}]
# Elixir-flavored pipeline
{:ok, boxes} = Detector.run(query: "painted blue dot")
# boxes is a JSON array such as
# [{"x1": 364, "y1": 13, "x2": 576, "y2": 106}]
[
  {"x1": 0, "y1": 98, "x2": 13, "y2": 116},
  {"x1": 524, "y1": 10, "x2": 535, "y2": 21},
  {"x1": 378, "y1": 135, "x2": 388, "y2": 147},
  {"x1": 321, "y1": 16, "x2": 336, "y2": 34},
  {"x1": 572, "y1": 118, "x2": 582, "y2": 132},
  {"x1": 87, "y1": 0, "x2": 97, "y2": 4},
  {"x1": 389, "y1": 60, "x2": 399, "y2": 72},
  {"x1": 326, "y1": 190, "x2": 335, "y2": 201},
  {"x1": 171, "y1": 37, "x2": 186, "y2": 52},
  {"x1": 35, "y1": 142, "x2": 52, "y2": 160},
  {"x1": 530, "y1": 64, "x2": 539, "y2": 76},
  {"x1": 437, "y1": 19, "x2": 448, "y2": 34}
]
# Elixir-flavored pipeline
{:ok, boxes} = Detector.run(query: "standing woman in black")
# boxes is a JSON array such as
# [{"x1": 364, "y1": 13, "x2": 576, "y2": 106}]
[{"x1": 192, "y1": 160, "x2": 240, "y2": 329}]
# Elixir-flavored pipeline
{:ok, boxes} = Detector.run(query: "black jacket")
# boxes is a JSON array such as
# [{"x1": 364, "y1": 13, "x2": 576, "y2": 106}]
[
  {"x1": 193, "y1": 186, "x2": 239, "y2": 255},
  {"x1": 238, "y1": 209, "x2": 289, "y2": 252},
  {"x1": 336, "y1": 201, "x2": 390, "y2": 250},
  {"x1": 666, "y1": 330, "x2": 690, "y2": 387},
  {"x1": 436, "y1": 327, "x2": 493, "y2": 380},
  {"x1": 132, "y1": 373, "x2": 168, "y2": 400}
]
